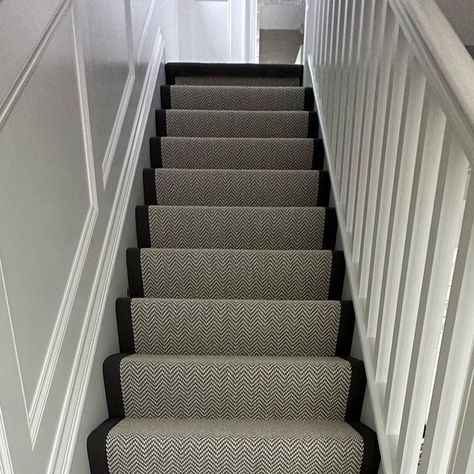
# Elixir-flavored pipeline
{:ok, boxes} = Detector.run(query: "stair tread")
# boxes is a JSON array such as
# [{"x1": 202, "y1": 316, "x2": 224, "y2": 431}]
[
  {"x1": 104, "y1": 417, "x2": 364, "y2": 437},
  {"x1": 128, "y1": 247, "x2": 344, "y2": 300},
  {"x1": 161, "y1": 85, "x2": 313, "y2": 111},
  {"x1": 89, "y1": 418, "x2": 378, "y2": 474},
  {"x1": 137, "y1": 205, "x2": 336, "y2": 250},
  {"x1": 105, "y1": 353, "x2": 365, "y2": 421},
  {"x1": 145, "y1": 168, "x2": 329, "y2": 207},
  {"x1": 118, "y1": 353, "x2": 354, "y2": 365},
  {"x1": 151, "y1": 136, "x2": 323, "y2": 170},
  {"x1": 117, "y1": 297, "x2": 354, "y2": 357},
  {"x1": 156, "y1": 109, "x2": 318, "y2": 138}
]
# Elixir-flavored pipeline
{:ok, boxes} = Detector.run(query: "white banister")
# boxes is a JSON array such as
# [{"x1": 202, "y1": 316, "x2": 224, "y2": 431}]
[{"x1": 305, "y1": 0, "x2": 474, "y2": 471}]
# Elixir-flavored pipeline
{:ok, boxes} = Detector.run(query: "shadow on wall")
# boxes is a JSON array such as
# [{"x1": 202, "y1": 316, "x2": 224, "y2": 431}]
[
  {"x1": 259, "y1": 29, "x2": 303, "y2": 64},
  {"x1": 258, "y1": 0, "x2": 305, "y2": 64}
]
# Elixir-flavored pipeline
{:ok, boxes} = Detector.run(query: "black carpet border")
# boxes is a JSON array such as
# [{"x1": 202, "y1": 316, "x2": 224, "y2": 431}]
[
  {"x1": 349, "y1": 421, "x2": 381, "y2": 474},
  {"x1": 160, "y1": 85, "x2": 171, "y2": 109},
  {"x1": 149, "y1": 137, "x2": 162, "y2": 168},
  {"x1": 323, "y1": 207, "x2": 337, "y2": 250},
  {"x1": 312, "y1": 138, "x2": 325, "y2": 170},
  {"x1": 343, "y1": 356, "x2": 367, "y2": 422},
  {"x1": 116, "y1": 297, "x2": 135, "y2": 353},
  {"x1": 328, "y1": 250, "x2": 345, "y2": 299},
  {"x1": 87, "y1": 418, "x2": 121, "y2": 474},
  {"x1": 126, "y1": 248, "x2": 144, "y2": 297},
  {"x1": 165, "y1": 62, "x2": 303, "y2": 85},
  {"x1": 135, "y1": 206, "x2": 151, "y2": 248},
  {"x1": 336, "y1": 301, "x2": 355, "y2": 357},
  {"x1": 155, "y1": 109, "x2": 167, "y2": 136},
  {"x1": 103, "y1": 354, "x2": 128, "y2": 418},
  {"x1": 304, "y1": 87, "x2": 314, "y2": 111},
  {"x1": 143, "y1": 169, "x2": 157, "y2": 205},
  {"x1": 317, "y1": 170, "x2": 330, "y2": 207},
  {"x1": 307, "y1": 111, "x2": 319, "y2": 138}
]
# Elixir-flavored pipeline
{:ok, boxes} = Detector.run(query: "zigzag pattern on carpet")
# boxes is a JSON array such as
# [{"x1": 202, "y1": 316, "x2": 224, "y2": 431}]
[
  {"x1": 147, "y1": 168, "x2": 328, "y2": 207},
  {"x1": 112, "y1": 355, "x2": 353, "y2": 420},
  {"x1": 162, "y1": 85, "x2": 312, "y2": 110},
  {"x1": 151, "y1": 137, "x2": 322, "y2": 169},
  {"x1": 138, "y1": 205, "x2": 334, "y2": 250},
  {"x1": 124, "y1": 298, "x2": 346, "y2": 356},
  {"x1": 131, "y1": 248, "x2": 341, "y2": 300},
  {"x1": 157, "y1": 110, "x2": 317, "y2": 138},
  {"x1": 87, "y1": 62, "x2": 380, "y2": 474},
  {"x1": 106, "y1": 419, "x2": 364, "y2": 474},
  {"x1": 174, "y1": 75, "x2": 301, "y2": 86}
]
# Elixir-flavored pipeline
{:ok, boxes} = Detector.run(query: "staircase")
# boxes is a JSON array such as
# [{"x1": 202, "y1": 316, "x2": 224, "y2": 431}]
[{"x1": 87, "y1": 63, "x2": 380, "y2": 474}]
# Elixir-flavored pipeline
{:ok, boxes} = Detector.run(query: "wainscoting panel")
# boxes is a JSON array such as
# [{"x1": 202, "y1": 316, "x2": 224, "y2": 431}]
[
  {"x1": 0, "y1": 0, "x2": 66, "y2": 104},
  {"x1": 0, "y1": 5, "x2": 94, "y2": 431},
  {"x1": 0, "y1": 0, "x2": 167, "y2": 472},
  {"x1": 78, "y1": 0, "x2": 133, "y2": 187}
]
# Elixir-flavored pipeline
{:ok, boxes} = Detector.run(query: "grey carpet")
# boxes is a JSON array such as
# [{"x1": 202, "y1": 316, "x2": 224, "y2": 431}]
[{"x1": 87, "y1": 62, "x2": 379, "y2": 474}]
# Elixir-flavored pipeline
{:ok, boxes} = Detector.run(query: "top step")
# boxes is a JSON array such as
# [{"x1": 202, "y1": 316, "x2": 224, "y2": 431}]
[{"x1": 165, "y1": 63, "x2": 303, "y2": 87}]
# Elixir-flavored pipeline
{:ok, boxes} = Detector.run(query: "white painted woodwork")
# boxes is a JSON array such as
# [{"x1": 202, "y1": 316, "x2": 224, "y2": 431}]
[
  {"x1": 304, "y1": 0, "x2": 474, "y2": 472},
  {"x1": 0, "y1": 0, "x2": 169, "y2": 472},
  {"x1": 176, "y1": 0, "x2": 251, "y2": 63}
]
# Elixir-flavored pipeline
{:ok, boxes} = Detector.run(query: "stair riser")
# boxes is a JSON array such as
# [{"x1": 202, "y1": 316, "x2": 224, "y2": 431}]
[
  {"x1": 161, "y1": 86, "x2": 314, "y2": 111},
  {"x1": 166, "y1": 62, "x2": 303, "y2": 86},
  {"x1": 144, "y1": 169, "x2": 330, "y2": 207},
  {"x1": 107, "y1": 435, "x2": 363, "y2": 474},
  {"x1": 116, "y1": 298, "x2": 355, "y2": 357},
  {"x1": 127, "y1": 249, "x2": 345, "y2": 300},
  {"x1": 136, "y1": 206, "x2": 337, "y2": 250},
  {"x1": 149, "y1": 137, "x2": 325, "y2": 170},
  {"x1": 104, "y1": 354, "x2": 365, "y2": 421},
  {"x1": 156, "y1": 110, "x2": 319, "y2": 138}
]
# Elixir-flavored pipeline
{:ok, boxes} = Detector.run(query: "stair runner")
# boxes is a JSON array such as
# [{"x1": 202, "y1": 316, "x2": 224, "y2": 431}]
[{"x1": 88, "y1": 63, "x2": 380, "y2": 474}]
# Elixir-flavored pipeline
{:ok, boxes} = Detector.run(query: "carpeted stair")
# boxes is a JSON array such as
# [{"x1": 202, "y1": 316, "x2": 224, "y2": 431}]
[{"x1": 88, "y1": 63, "x2": 380, "y2": 474}]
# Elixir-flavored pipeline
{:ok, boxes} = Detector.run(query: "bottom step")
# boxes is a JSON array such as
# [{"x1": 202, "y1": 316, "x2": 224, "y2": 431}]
[{"x1": 88, "y1": 418, "x2": 380, "y2": 474}]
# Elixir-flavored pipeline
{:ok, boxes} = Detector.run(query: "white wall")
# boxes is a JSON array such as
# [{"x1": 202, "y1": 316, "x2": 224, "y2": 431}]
[
  {"x1": 260, "y1": 3, "x2": 305, "y2": 31},
  {"x1": 177, "y1": 0, "x2": 252, "y2": 62},
  {"x1": 435, "y1": 0, "x2": 474, "y2": 45},
  {"x1": 0, "y1": 1, "x2": 172, "y2": 472}
]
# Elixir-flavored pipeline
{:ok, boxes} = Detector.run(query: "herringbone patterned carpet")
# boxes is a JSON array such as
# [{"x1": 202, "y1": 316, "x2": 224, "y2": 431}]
[{"x1": 88, "y1": 62, "x2": 380, "y2": 474}]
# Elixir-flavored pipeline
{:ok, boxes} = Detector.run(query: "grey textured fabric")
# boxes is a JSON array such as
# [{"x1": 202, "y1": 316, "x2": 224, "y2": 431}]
[
  {"x1": 119, "y1": 354, "x2": 351, "y2": 420},
  {"x1": 154, "y1": 169, "x2": 321, "y2": 207},
  {"x1": 165, "y1": 110, "x2": 310, "y2": 137},
  {"x1": 140, "y1": 248, "x2": 333, "y2": 300},
  {"x1": 106, "y1": 419, "x2": 364, "y2": 474},
  {"x1": 160, "y1": 137, "x2": 314, "y2": 169},
  {"x1": 130, "y1": 298, "x2": 342, "y2": 356},
  {"x1": 174, "y1": 75, "x2": 301, "y2": 86},
  {"x1": 169, "y1": 85, "x2": 306, "y2": 110},
  {"x1": 146, "y1": 206, "x2": 327, "y2": 249},
  {"x1": 91, "y1": 63, "x2": 377, "y2": 474}
]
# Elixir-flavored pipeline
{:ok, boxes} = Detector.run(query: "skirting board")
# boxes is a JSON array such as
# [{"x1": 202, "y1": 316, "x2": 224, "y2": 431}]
[
  {"x1": 307, "y1": 54, "x2": 391, "y2": 474},
  {"x1": 46, "y1": 28, "x2": 165, "y2": 474}
]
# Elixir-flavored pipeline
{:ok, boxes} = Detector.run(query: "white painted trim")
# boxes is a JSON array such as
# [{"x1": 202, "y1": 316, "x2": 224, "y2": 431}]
[
  {"x1": 101, "y1": 71, "x2": 135, "y2": 188},
  {"x1": 0, "y1": 1, "x2": 98, "y2": 447},
  {"x1": 47, "y1": 27, "x2": 164, "y2": 474},
  {"x1": 136, "y1": 0, "x2": 157, "y2": 64},
  {"x1": 27, "y1": 3, "x2": 99, "y2": 447},
  {"x1": 101, "y1": 0, "x2": 136, "y2": 188},
  {"x1": 101, "y1": 0, "x2": 135, "y2": 200},
  {"x1": 307, "y1": 54, "x2": 394, "y2": 474},
  {"x1": 0, "y1": 409, "x2": 13, "y2": 474},
  {"x1": 387, "y1": 0, "x2": 474, "y2": 159},
  {"x1": 0, "y1": 0, "x2": 71, "y2": 128}
]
